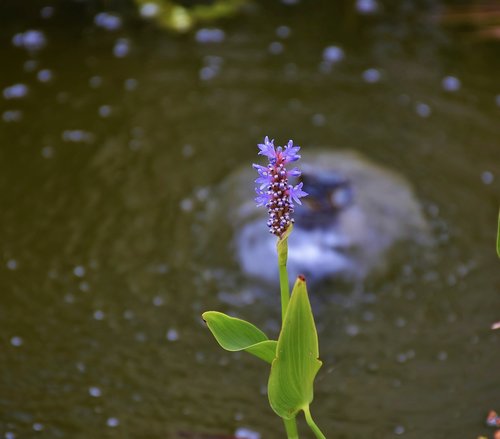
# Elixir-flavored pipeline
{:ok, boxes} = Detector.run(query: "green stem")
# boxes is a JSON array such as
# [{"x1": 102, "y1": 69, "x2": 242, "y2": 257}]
[
  {"x1": 303, "y1": 406, "x2": 326, "y2": 439},
  {"x1": 277, "y1": 226, "x2": 292, "y2": 323},
  {"x1": 283, "y1": 417, "x2": 299, "y2": 439},
  {"x1": 278, "y1": 261, "x2": 290, "y2": 323}
]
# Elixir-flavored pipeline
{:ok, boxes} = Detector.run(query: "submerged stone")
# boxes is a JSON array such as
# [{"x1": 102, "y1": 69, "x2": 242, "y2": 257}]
[{"x1": 206, "y1": 149, "x2": 429, "y2": 286}]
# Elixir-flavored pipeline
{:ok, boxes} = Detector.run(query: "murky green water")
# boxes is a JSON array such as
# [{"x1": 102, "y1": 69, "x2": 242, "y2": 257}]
[{"x1": 1, "y1": 1, "x2": 499, "y2": 438}]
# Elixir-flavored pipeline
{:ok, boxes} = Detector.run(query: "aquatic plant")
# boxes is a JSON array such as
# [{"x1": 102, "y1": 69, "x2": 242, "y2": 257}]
[
  {"x1": 134, "y1": 0, "x2": 246, "y2": 33},
  {"x1": 202, "y1": 138, "x2": 326, "y2": 439}
]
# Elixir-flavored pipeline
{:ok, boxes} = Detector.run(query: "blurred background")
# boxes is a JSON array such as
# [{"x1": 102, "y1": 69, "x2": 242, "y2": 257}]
[{"x1": 1, "y1": 0, "x2": 499, "y2": 438}]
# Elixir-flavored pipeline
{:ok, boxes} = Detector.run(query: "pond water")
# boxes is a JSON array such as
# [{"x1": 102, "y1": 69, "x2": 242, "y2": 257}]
[{"x1": 1, "y1": 1, "x2": 499, "y2": 438}]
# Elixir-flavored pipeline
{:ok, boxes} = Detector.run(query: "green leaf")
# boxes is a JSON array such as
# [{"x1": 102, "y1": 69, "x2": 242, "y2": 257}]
[
  {"x1": 497, "y1": 209, "x2": 500, "y2": 259},
  {"x1": 268, "y1": 276, "x2": 322, "y2": 420},
  {"x1": 202, "y1": 311, "x2": 277, "y2": 363}
]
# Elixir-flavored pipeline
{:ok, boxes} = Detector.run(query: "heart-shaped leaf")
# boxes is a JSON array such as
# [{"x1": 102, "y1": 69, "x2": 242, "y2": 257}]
[
  {"x1": 268, "y1": 276, "x2": 322, "y2": 420},
  {"x1": 202, "y1": 311, "x2": 277, "y2": 363}
]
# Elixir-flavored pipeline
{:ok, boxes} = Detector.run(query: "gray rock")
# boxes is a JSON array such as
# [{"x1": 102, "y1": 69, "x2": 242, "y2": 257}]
[{"x1": 207, "y1": 149, "x2": 430, "y2": 286}]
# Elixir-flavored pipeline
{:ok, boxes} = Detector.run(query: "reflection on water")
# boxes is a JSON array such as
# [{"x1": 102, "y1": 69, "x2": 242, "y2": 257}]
[{"x1": 1, "y1": 1, "x2": 499, "y2": 438}]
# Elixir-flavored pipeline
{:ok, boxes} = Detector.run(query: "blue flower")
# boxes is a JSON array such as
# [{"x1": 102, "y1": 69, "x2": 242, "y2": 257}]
[{"x1": 253, "y1": 136, "x2": 308, "y2": 236}]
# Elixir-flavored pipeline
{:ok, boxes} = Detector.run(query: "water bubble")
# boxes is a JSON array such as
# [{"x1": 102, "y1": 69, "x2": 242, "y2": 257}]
[
  {"x1": 79, "y1": 281, "x2": 90, "y2": 292},
  {"x1": 40, "y1": 6, "x2": 54, "y2": 19},
  {"x1": 437, "y1": 351, "x2": 448, "y2": 361},
  {"x1": 98, "y1": 105, "x2": 112, "y2": 118},
  {"x1": 199, "y1": 56, "x2": 223, "y2": 81},
  {"x1": 481, "y1": 171, "x2": 494, "y2": 185},
  {"x1": 32, "y1": 423, "x2": 44, "y2": 432},
  {"x1": 106, "y1": 417, "x2": 119, "y2": 428},
  {"x1": 396, "y1": 353, "x2": 407, "y2": 363},
  {"x1": 123, "y1": 310, "x2": 134, "y2": 320},
  {"x1": 345, "y1": 324, "x2": 360, "y2": 336},
  {"x1": 356, "y1": 0, "x2": 378, "y2": 14},
  {"x1": 311, "y1": 113, "x2": 326, "y2": 126},
  {"x1": 415, "y1": 102, "x2": 431, "y2": 118},
  {"x1": 41, "y1": 146, "x2": 54, "y2": 158},
  {"x1": 442, "y1": 75, "x2": 461, "y2": 92},
  {"x1": 94, "y1": 12, "x2": 122, "y2": 31},
  {"x1": 140, "y1": 3, "x2": 159, "y2": 18},
  {"x1": 268, "y1": 41, "x2": 284, "y2": 55},
  {"x1": 166, "y1": 328, "x2": 179, "y2": 341},
  {"x1": 3, "y1": 84, "x2": 29, "y2": 100},
  {"x1": 64, "y1": 293, "x2": 75, "y2": 304},
  {"x1": 199, "y1": 66, "x2": 218, "y2": 81},
  {"x1": 362, "y1": 68, "x2": 381, "y2": 83},
  {"x1": 235, "y1": 427, "x2": 261, "y2": 439},
  {"x1": 322, "y1": 45, "x2": 344, "y2": 63},
  {"x1": 10, "y1": 336, "x2": 23, "y2": 347},
  {"x1": 93, "y1": 310, "x2": 105, "y2": 321},
  {"x1": 37, "y1": 69, "x2": 53, "y2": 83},
  {"x1": 62, "y1": 130, "x2": 93, "y2": 143},
  {"x1": 182, "y1": 144, "x2": 194, "y2": 158},
  {"x1": 394, "y1": 425, "x2": 405, "y2": 435},
  {"x1": 5, "y1": 432, "x2": 16, "y2": 439},
  {"x1": 395, "y1": 317, "x2": 406, "y2": 328},
  {"x1": 89, "y1": 386, "x2": 102, "y2": 397},
  {"x1": 135, "y1": 332, "x2": 147, "y2": 342},
  {"x1": 73, "y1": 266, "x2": 85, "y2": 277},
  {"x1": 362, "y1": 311, "x2": 375, "y2": 321},
  {"x1": 195, "y1": 28, "x2": 225, "y2": 44},
  {"x1": 3, "y1": 110, "x2": 23, "y2": 122},
  {"x1": 6, "y1": 259, "x2": 18, "y2": 270},
  {"x1": 12, "y1": 30, "x2": 47, "y2": 51},
  {"x1": 24, "y1": 60, "x2": 38, "y2": 72},
  {"x1": 89, "y1": 76, "x2": 102, "y2": 88},
  {"x1": 195, "y1": 187, "x2": 209, "y2": 202},
  {"x1": 153, "y1": 296, "x2": 164, "y2": 306},
  {"x1": 124, "y1": 78, "x2": 138, "y2": 91},
  {"x1": 276, "y1": 25, "x2": 291, "y2": 39},
  {"x1": 180, "y1": 198, "x2": 194, "y2": 212},
  {"x1": 113, "y1": 38, "x2": 130, "y2": 58}
]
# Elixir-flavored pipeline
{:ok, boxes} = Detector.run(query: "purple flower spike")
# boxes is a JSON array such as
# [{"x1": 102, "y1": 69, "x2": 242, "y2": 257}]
[{"x1": 253, "y1": 136, "x2": 308, "y2": 237}]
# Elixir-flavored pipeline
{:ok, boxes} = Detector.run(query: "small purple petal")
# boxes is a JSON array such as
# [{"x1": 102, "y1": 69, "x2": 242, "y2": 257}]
[
  {"x1": 282, "y1": 140, "x2": 301, "y2": 162},
  {"x1": 289, "y1": 182, "x2": 308, "y2": 205},
  {"x1": 255, "y1": 187, "x2": 271, "y2": 207},
  {"x1": 255, "y1": 176, "x2": 271, "y2": 188},
  {"x1": 288, "y1": 167, "x2": 301, "y2": 177},
  {"x1": 257, "y1": 136, "x2": 276, "y2": 159}
]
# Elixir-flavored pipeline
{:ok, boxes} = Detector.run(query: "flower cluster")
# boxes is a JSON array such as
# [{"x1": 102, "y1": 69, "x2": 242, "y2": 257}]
[{"x1": 253, "y1": 136, "x2": 308, "y2": 237}]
